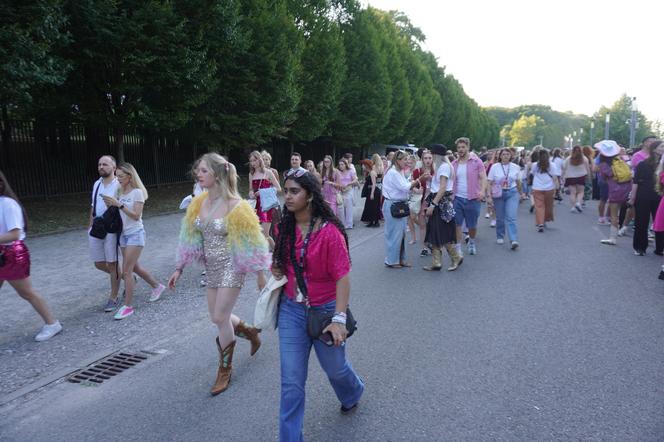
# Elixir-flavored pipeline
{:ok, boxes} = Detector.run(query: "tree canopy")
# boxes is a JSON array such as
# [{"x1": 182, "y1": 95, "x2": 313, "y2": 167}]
[{"x1": 1, "y1": 1, "x2": 514, "y2": 158}]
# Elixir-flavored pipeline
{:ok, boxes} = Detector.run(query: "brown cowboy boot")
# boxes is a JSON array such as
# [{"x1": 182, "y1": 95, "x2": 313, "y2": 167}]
[
  {"x1": 234, "y1": 320, "x2": 262, "y2": 356},
  {"x1": 211, "y1": 338, "x2": 235, "y2": 396},
  {"x1": 423, "y1": 247, "x2": 442, "y2": 271},
  {"x1": 445, "y1": 244, "x2": 463, "y2": 271}
]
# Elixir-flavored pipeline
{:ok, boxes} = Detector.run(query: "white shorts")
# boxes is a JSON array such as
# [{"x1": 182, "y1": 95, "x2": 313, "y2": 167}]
[{"x1": 89, "y1": 232, "x2": 119, "y2": 263}]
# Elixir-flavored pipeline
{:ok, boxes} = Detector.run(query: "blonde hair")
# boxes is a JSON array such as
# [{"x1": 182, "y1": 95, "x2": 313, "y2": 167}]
[
  {"x1": 117, "y1": 163, "x2": 148, "y2": 200},
  {"x1": 261, "y1": 150, "x2": 272, "y2": 166},
  {"x1": 199, "y1": 152, "x2": 241, "y2": 201},
  {"x1": 371, "y1": 153, "x2": 384, "y2": 175},
  {"x1": 431, "y1": 153, "x2": 453, "y2": 184},
  {"x1": 249, "y1": 150, "x2": 265, "y2": 175}
]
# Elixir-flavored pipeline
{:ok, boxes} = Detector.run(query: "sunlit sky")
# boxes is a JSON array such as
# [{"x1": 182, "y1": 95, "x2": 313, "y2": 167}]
[{"x1": 364, "y1": 0, "x2": 663, "y2": 126}]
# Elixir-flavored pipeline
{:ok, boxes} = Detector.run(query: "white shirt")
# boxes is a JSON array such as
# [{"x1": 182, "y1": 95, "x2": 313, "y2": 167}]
[
  {"x1": 488, "y1": 162, "x2": 520, "y2": 190},
  {"x1": 455, "y1": 164, "x2": 468, "y2": 198},
  {"x1": 430, "y1": 163, "x2": 453, "y2": 194},
  {"x1": 118, "y1": 188, "x2": 145, "y2": 234},
  {"x1": 382, "y1": 168, "x2": 411, "y2": 201},
  {"x1": 91, "y1": 178, "x2": 120, "y2": 217},
  {"x1": 531, "y1": 163, "x2": 561, "y2": 191},
  {"x1": 0, "y1": 196, "x2": 26, "y2": 244},
  {"x1": 562, "y1": 157, "x2": 589, "y2": 179}
]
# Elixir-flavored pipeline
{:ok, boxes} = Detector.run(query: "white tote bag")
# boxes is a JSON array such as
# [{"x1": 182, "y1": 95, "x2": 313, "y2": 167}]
[{"x1": 254, "y1": 275, "x2": 288, "y2": 330}]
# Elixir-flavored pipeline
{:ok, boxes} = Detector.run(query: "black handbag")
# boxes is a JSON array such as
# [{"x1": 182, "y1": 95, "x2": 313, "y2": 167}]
[
  {"x1": 90, "y1": 217, "x2": 107, "y2": 239},
  {"x1": 307, "y1": 305, "x2": 357, "y2": 339},
  {"x1": 290, "y1": 219, "x2": 357, "y2": 339},
  {"x1": 390, "y1": 201, "x2": 410, "y2": 218}
]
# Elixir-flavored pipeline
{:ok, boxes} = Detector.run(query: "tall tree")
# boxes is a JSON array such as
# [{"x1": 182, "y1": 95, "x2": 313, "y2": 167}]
[
  {"x1": 62, "y1": 0, "x2": 222, "y2": 161},
  {"x1": 370, "y1": 8, "x2": 412, "y2": 144},
  {"x1": 329, "y1": 8, "x2": 391, "y2": 146},
  {"x1": 201, "y1": 0, "x2": 303, "y2": 151},
  {"x1": 287, "y1": 1, "x2": 348, "y2": 145},
  {"x1": 0, "y1": 0, "x2": 70, "y2": 124}
]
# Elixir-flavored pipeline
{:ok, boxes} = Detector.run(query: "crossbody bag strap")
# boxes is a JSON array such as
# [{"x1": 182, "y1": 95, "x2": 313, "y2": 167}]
[
  {"x1": 290, "y1": 218, "x2": 317, "y2": 305},
  {"x1": 92, "y1": 180, "x2": 101, "y2": 217}
]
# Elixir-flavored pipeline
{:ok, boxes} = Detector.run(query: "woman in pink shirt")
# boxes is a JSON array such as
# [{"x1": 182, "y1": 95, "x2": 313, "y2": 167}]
[{"x1": 271, "y1": 170, "x2": 364, "y2": 441}]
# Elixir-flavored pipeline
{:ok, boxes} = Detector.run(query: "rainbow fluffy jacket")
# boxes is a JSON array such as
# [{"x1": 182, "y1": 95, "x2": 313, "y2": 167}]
[{"x1": 176, "y1": 193, "x2": 271, "y2": 274}]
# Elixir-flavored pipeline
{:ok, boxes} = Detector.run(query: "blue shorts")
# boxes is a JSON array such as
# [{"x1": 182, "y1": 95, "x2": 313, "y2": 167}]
[
  {"x1": 119, "y1": 229, "x2": 145, "y2": 247},
  {"x1": 453, "y1": 197, "x2": 481, "y2": 229}
]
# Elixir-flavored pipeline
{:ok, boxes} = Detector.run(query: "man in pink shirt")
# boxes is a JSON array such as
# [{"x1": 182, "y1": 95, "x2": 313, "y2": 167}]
[{"x1": 452, "y1": 137, "x2": 488, "y2": 256}]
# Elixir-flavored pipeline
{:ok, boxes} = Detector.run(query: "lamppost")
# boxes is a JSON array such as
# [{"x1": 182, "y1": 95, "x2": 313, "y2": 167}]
[
  {"x1": 538, "y1": 135, "x2": 543, "y2": 146},
  {"x1": 629, "y1": 97, "x2": 637, "y2": 148},
  {"x1": 579, "y1": 128, "x2": 584, "y2": 144},
  {"x1": 573, "y1": 131, "x2": 577, "y2": 146},
  {"x1": 604, "y1": 113, "x2": 610, "y2": 139},
  {"x1": 590, "y1": 120, "x2": 594, "y2": 146},
  {"x1": 568, "y1": 134, "x2": 572, "y2": 149}
]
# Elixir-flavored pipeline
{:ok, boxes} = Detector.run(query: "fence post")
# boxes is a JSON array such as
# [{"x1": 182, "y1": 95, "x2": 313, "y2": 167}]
[{"x1": 152, "y1": 134, "x2": 161, "y2": 188}]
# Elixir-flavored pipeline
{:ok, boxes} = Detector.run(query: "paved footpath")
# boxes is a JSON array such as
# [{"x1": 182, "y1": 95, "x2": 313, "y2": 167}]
[{"x1": 1, "y1": 199, "x2": 663, "y2": 441}]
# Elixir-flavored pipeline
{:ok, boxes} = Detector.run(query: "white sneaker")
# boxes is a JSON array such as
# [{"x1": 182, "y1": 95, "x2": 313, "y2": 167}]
[
  {"x1": 35, "y1": 321, "x2": 62, "y2": 342},
  {"x1": 485, "y1": 213, "x2": 490, "y2": 219},
  {"x1": 496, "y1": 238, "x2": 504, "y2": 245},
  {"x1": 510, "y1": 241, "x2": 519, "y2": 250},
  {"x1": 149, "y1": 283, "x2": 166, "y2": 302},
  {"x1": 618, "y1": 227, "x2": 628, "y2": 237},
  {"x1": 600, "y1": 238, "x2": 617, "y2": 245},
  {"x1": 490, "y1": 219, "x2": 496, "y2": 228}
]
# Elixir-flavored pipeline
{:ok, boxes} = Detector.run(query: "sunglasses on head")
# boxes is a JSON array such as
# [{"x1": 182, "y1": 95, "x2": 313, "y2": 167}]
[{"x1": 286, "y1": 169, "x2": 308, "y2": 179}]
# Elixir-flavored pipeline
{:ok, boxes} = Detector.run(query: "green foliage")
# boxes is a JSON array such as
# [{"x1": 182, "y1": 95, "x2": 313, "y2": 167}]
[
  {"x1": 3, "y1": 1, "x2": 504, "y2": 158},
  {"x1": 202, "y1": 0, "x2": 303, "y2": 150},
  {"x1": 329, "y1": 8, "x2": 391, "y2": 145},
  {"x1": 0, "y1": 0, "x2": 71, "y2": 110},
  {"x1": 508, "y1": 114, "x2": 545, "y2": 147},
  {"x1": 591, "y1": 94, "x2": 652, "y2": 147},
  {"x1": 288, "y1": 5, "x2": 346, "y2": 144}
]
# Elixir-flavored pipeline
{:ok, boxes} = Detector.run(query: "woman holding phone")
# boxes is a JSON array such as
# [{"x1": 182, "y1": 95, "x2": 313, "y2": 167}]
[{"x1": 271, "y1": 169, "x2": 364, "y2": 441}]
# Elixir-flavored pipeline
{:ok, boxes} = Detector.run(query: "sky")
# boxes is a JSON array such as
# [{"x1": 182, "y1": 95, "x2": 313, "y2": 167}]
[{"x1": 363, "y1": 0, "x2": 663, "y2": 126}]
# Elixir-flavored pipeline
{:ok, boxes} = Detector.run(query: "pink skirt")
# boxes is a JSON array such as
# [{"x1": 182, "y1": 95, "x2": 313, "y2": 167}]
[
  {"x1": 653, "y1": 198, "x2": 664, "y2": 232},
  {"x1": 0, "y1": 240, "x2": 31, "y2": 281}
]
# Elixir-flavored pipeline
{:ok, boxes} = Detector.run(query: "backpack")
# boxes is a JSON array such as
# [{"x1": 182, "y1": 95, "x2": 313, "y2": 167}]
[
  {"x1": 611, "y1": 158, "x2": 632, "y2": 183},
  {"x1": 102, "y1": 206, "x2": 123, "y2": 234}
]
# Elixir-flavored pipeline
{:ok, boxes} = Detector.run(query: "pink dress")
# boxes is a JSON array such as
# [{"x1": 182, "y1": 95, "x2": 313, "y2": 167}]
[
  {"x1": 322, "y1": 172, "x2": 339, "y2": 212},
  {"x1": 252, "y1": 178, "x2": 274, "y2": 223},
  {"x1": 653, "y1": 172, "x2": 664, "y2": 232}
]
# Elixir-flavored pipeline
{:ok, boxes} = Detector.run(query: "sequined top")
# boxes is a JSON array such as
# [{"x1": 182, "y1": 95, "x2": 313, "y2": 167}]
[{"x1": 195, "y1": 216, "x2": 245, "y2": 289}]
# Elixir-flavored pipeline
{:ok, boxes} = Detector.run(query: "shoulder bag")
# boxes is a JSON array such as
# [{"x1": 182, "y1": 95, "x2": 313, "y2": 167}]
[
  {"x1": 291, "y1": 219, "x2": 357, "y2": 340},
  {"x1": 89, "y1": 181, "x2": 108, "y2": 239},
  {"x1": 258, "y1": 178, "x2": 279, "y2": 211},
  {"x1": 254, "y1": 274, "x2": 287, "y2": 330}
]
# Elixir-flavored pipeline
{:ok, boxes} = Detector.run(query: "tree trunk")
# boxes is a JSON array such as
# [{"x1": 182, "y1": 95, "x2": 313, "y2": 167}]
[{"x1": 114, "y1": 126, "x2": 125, "y2": 163}]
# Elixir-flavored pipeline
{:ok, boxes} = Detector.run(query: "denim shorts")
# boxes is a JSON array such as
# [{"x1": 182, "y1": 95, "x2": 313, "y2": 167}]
[
  {"x1": 453, "y1": 197, "x2": 481, "y2": 229},
  {"x1": 119, "y1": 229, "x2": 145, "y2": 247}
]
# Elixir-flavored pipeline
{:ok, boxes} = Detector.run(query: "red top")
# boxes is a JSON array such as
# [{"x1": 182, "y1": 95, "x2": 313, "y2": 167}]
[{"x1": 278, "y1": 222, "x2": 351, "y2": 306}]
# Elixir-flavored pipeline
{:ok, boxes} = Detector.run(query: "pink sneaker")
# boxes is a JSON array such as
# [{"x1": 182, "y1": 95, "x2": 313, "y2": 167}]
[
  {"x1": 149, "y1": 284, "x2": 166, "y2": 302},
  {"x1": 114, "y1": 305, "x2": 134, "y2": 320}
]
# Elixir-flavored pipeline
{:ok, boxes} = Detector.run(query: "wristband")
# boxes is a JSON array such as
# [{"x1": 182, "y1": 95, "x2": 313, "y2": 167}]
[{"x1": 332, "y1": 314, "x2": 347, "y2": 325}]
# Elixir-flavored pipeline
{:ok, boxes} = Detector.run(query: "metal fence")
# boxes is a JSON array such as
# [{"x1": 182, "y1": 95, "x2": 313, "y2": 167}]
[{"x1": 0, "y1": 121, "x2": 201, "y2": 198}]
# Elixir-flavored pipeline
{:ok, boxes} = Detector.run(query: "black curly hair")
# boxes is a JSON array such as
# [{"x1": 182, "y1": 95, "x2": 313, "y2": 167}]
[{"x1": 272, "y1": 172, "x2": 349, "y2": 276}]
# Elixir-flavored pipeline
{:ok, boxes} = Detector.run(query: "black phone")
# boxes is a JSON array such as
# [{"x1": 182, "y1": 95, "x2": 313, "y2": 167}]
[{"x1": 318, "y1": 332, "x2": 334, "y2": 346}]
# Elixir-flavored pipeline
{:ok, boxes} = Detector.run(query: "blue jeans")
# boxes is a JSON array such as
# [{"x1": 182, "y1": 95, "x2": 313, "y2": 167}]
[
  {"x1": 493, "y1": 188, "x2": 519, "y2": 241},
  {"x1": 279, "y1": 295, "x2": 364, "y2": 442},
  {"x1": 382, "y1": 199, "x2": 407, "y2": 265}
]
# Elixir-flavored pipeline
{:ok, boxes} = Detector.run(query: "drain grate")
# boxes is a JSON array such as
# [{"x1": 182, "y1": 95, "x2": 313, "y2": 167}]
[{"x1": 68, "y1": 351, "x2": 149, "y2": 384}]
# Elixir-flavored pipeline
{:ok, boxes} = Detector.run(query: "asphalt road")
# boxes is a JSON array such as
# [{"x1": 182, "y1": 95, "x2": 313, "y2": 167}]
[{"x1": 1, "y1": 200, "x2": 663, "y2": 441}]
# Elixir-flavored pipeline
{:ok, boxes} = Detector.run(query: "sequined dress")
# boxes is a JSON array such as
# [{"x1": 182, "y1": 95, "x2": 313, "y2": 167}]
[{"x1": 195, "y1": 216, "x2": 245, "y2": 288}]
